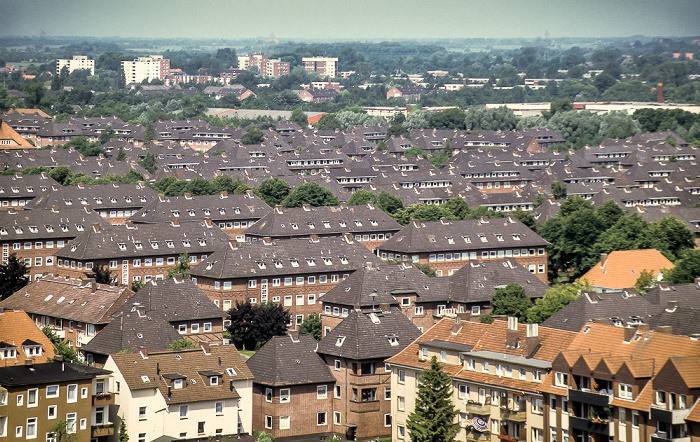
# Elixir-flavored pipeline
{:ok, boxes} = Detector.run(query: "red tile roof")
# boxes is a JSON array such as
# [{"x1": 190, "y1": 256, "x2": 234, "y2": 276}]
[{"x1": 581, "y1": 249, "x2": 674, "y2": 290}]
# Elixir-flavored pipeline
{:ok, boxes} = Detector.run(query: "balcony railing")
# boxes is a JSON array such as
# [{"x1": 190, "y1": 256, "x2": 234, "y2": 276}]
[
  {"x1": 465, "y1": 402, "x2": 491, "y2": 415},
  {"x1": 569, "y1": 416, "x2": 610, "y2": 435},
  {"x1": 501, "y1": 409, "x2": 527, "y2": 422},
  {"x1": 650, "y1": 406, "x2": 691, "y2": 425},
  {"x1": 569, "y1": 389, "x2": 611, "y2": 407},
  {"x1": 651, "y1": 434, "x2": 690, "y2": 442},
  {"x1": 349, "y1": 400, "x2": 380, "y2": 413},
  {"x1": 92, "y1": 392, "x2": 115, "y2": 406},
  {"x1": 91, "y1": 423, "x2": 114, "y2": 438},
  {"x1": 349, "y1": 374, "x2": 384, "y2": 386},
  {"x1": 466, "y1": 431, "x2": 491, "y2": 442}
]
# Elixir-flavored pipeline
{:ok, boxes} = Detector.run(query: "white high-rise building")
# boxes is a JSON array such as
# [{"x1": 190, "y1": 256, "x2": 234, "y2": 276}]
[
  {"x1": 302, "y1": 57, "x2": 339, "y2": 79},
  {"x1": 56, "y1": 55, "x2": 95, "y2": 75},
  {"x1": 121, "y1": 55, "x2": 171, "y2": 84}
]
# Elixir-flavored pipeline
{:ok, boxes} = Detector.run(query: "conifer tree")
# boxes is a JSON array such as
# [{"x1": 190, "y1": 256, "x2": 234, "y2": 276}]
[{"x1": 407, "y1": 356, "x2": 460, "y2": 442}]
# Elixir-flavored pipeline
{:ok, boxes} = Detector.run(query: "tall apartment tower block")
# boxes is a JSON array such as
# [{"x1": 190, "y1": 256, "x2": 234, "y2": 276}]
[
  {"x1": 121, "y1": 55, "x2": 170, "y2": 84},
  {"x1": 302, "y1": 57, "x2": 339, "y2": 79},
  {"x1": 56, "y1": 55, "x2": 95, "y2": 75}
]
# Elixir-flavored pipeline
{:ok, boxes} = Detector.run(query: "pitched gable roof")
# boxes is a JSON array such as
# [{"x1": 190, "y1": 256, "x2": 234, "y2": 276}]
[{"x1": 582, "y1": 249, "x2": 675, "y2": 290}]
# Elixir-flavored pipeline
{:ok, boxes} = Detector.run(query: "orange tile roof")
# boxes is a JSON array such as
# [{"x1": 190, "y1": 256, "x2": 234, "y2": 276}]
[
  {"x1": 308, "y1": 113, "x2": 327, "y2": 126},
  {"x1": 610, "y1": 380, "x2": 654, "y2": 411},
  {"x1": 686, "y1": 396, "x2": 700, "y2": 423},
  {"x1": 0, "y1": 119, "x2": 35, "y2": 149},
  {"x1": 0, "y1": 309, "x2": 55, "y2": 366},
  {"x1": 667, "y1": 356, "x2": 700, "y2": 389},
  {"x1": 453, "y1": 368, "x2": 543, "y2": 393},
  {"x1": 6, "y1": 108, "x2": 51, "y2": 118},
  {"x1": 581, "y1": 249, "x2": 674, "y2": 290}
]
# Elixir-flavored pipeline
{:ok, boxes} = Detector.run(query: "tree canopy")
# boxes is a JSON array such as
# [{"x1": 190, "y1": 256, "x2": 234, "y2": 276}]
[
  {"x1": 281, "y1": 182, "x2": 339, "y2": 208},
  {"x1": 491, "y1": 283, "x2": 532, "y2": 320},
  {"x1": 0, "y1": 254, "x2": 30, "y2": 300},
  {"x1": 226, "y1": 301, "x2": 290, "y2": 350}
]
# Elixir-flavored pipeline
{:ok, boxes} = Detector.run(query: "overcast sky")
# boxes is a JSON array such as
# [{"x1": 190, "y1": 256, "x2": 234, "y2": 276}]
[{"x1": 1, "y1": 0, "x2": 699, "y2": 40}]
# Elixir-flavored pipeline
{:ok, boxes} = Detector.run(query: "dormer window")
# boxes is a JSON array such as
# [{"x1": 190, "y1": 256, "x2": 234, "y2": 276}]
[
  {"x1": 135, "y1": 242, "x2": 143, "y2": 250},
  {"x1": 323, "y1": 221, "x2": 331, "y2": 228},
  {"x1": 370, "y1": 219, "x2": 378, "y2": 226},
  {"x1": 388, "y1": 336, "x2": 399, "y2": 346},
  {"x1": 198, "y1": 239, "x2": 206, "y2": 246},
  {"x1": 307, "y1": 222, "x2": 315, "y2": 229},
  {"x1": 45, "y1": 225, "x2": 54, "y2": 233},
  {"x1": 257, "y1": 261, "x2": 266, "y2": 269},
  {"x1": 166, "y1": 240, "x2": 174, "y2": 248},
  {"x1": 512, "y1": 234, "x2": 521, "y2": 240},
  {"x1": 174, "y1": 379, "x2": 183, "y2": 389},
  {"x1": 290, "y1": 259, "x2": 299, "y2": 267},
  {"x1": 76, "y1": 225, "x2": 84, "y2": 231},
  {"x1": 60, "y1": 225, "x2": 69, "y2": 232},
  {"x1": 125, "y1": 197, "x2": 133, "y2": 203},
  {"x1": 182, "y1": 240, "x2": 191, "y2": 247},
  {"x1": 204, "y1": 209, "x2": 211, "y2": 216},
  {"x1": 291, "y1": 223, "x2": 298, "y2": 230},
  {"x1": 210, "y1": 376, "x2": 219, "y2": 385},
  {"x1": 478, "y1": 234, "x2": 487, "y2": 243},
  {"x1": 340, "y1": 256, "x2": 348, "y2": 264},
  {"x1": 14, "y1": 226, "x2": 22, "y2": 234},
  {"x1": 495, "y1": 234, "x2": 504, "y2": 242},
  {"x1": 306, "y1": 258, "x2": 316, "y2": 266},
  {"x1": 354, "y1": 220, "x2": 362, "y2": 227},
  {"x1": 339, "y1": 221, "x2": 347, "y2": 227},
  {"x1": 118, "y1": 243, "x2": 127, "y2": 251},
  {"x1": 95, "y1": 198, "x2": 103, "y2": 204},
  {"x1": 188, "y1": 210, "x2": 195, "y2": 217},
  {"x1": 150, "y1": 241, "x2": 158, "y2": 249},
  {"x1": 274, "y1": 260, "x2": 282, "y2": 268},
  {"x1": 336, "y1": 336, "x2": 346, "y2": 347},
  {"x1": 226, "y1": 368, "x2": 236, "y2": 376},
  {"x1": 29, "y1": 226, "x2": 38, "y2": 233},
  {"x1": 323, "y1": 257, "x2": 332, "y2": 265},
  {"x1": 110, "y1": 197, "x2": 117, "y2": 203},
  {"x1": 79, "y1": 198, "x2": 87, "y2": 205},
  {"x1": 172, "y1": 210, "x2": 180, "y2": 217},
  {"x1": 141, "y1": 375, "x2": 150, "y2": 383}
]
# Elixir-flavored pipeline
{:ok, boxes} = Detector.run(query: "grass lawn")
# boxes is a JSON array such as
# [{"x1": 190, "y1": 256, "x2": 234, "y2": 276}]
[{"x1": 239, "y1": 349, "x2": 256, "y2": 358}]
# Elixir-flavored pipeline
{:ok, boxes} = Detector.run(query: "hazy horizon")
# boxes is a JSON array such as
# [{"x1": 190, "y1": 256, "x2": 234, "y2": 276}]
[{"x1": 1, "y1": 0, "x2": 699, "y2": 41}]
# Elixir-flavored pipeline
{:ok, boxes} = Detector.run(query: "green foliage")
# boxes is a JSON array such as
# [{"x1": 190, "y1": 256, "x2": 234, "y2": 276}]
[
  {"x1": 255, "y1": 431, "x2": 275, "y2": 442},
  {"x1": 255, "y1": 177, "x2": 291, "y2": 207},
  {"x1": 551, "y1": 181, "x2": 567, "y2": 200},
  {"x1": 48, "y1": 166, "x2": 74, "y2": 185},
  {"x1": 414, "y1": 262, "x2": 437, "y2": 277},
  {"x1": 510, "y1": 208, "x2": 538, "y2": 231},
  {"x1": 491, "y1": 283, "x2": 532, "y2": 320},
  {"x1": 131, "y1": 280, "x2": 145, "y2": 292},
  {"x1": 299, "y1": 313, "x2": 322, "y2": 341},
  {"x1": 241, "y1": 127, "x2": 265, "y2": 145},
  {"x1": 404, "y1": 145, "x2": 428, "y2": 159},
  {"x1": 525, "y1": 281, "x2": 587, "y2": 323},
  {"x1": 442, "y1": 197, "x2": 471, "y2": 219},
  {"x1": 547, "y1": 110, "x2": 602, "y2": 150},
  {"x1": 0, "y1": 254, "x2": 30, "y2": 300},
  {"x1": 47, "y1": 419, "x2": 79, "y2": 442},
  {"x1": 98, "y1": 125, "x2": 115, "y2": 145},
  {"x1": 464, "y1": 105, "x2": 517, "y2": 131},
  {"x1": 634, "y1": 270, "x2": 657, "y2": 295},
  {"x1": 377, "y1": 191, "x2": 404, "y2": 215},
  {"x1": 180, "y1": 95, "x2": 208, "y2": 119},
  {"x1": 119, "y1": 420, "x2": 129, "y2": 442},
  {"x1": 406, "y1": 356, "x2": 460, "y2": 442},
  {"x1": 57, "y1": 136, "x2": 106, "y2": 157},
  {"x1": 227, "y1": 301, "x2": 291, "y2": 351},
  {"x1": 347, "y1": 190, "x2": 378, "y2": 206},
  {"x1": 289, "y1": 108, "x2": 308, "y2": 127},
  {"x1": 84, "y1": 265, "x2": 114, "y2": 284},
  {"x1": 168, "y1": 339, "x2": 197, "y2": 350},
  {"x1": 43, "y1": 326, "x2": 81, "y2": 364},
  {"x1": 314, "y1": 113, "x2": 342, "y2": 130},
  {"x1": 393, "y1": 203, "x2": 457, "y2": 225},
  {"x1": 281, "y1": 182, "x2": 339, "y2": 208},
  {"x1": 138, "y1": 153, "x2": 158, "y2": 174},
  {"x1": 428, "y1": 108, "x2": 465, "y2": 130},
  {"x1": 664, "y1": 249, "x2": 700, "y2": 284},
  {"x1": 167, "y1": 254, "x2": 191, "y2": 279},
  {"x1": 479, "y1": 314, "x2": 493, "y2": 324},
  {"x1": 115, "y1": 147, "x2": 127, "y2": 161},
  {"x1": 143, "y1": 122, "x2": 156, "y2": 146}
]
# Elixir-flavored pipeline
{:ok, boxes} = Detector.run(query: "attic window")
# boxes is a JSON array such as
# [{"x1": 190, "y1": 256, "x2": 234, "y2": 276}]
[
  {"x1": 190, "y1": 379, "x2": 197, "y2": 384},
  {"x1": 388, "y1": 336, "x2": 399, "y2": 346},
  {"x1": 307, "y1": 222, "x2": 315, "y2": 229},
  {"x1": 13, "y1": 227, "x2": 22, "y2": 234},
  {"x1": 323, "y1": 257, "x2": 332, "y2": 265},
  {"x1": 166, "y1": 241, "x2": 174, "y2": 248},
  {"x1": 290, "y1": 259, "x2": 299, "y2": 267},
  {"x1": 512, "y1": 234, "x2": 521, "y2": 240},
  {"x1": 45, "y1": 225, "x2": 54, "y2": 233},
  {"x1": 29, "y1": 226, "x2": 38, "y2": 233},
  {"x1": 226, "y1": 368, "x2": 236, "y2": 376},
  {"x1": 495, "y1": 234, "x2": 504, "y2": 242},
  {"x1": 203, "y1": 209, "x2": 211, "y2": 216},
  {"x1": 70, "y1": 245, "x2": 78, "y2": 252},
  {"x1": 137, "y1": 333, "x2": 143, "y2": 338},
  {"x1": 323, "y1": 221, "x2": 331, "y2": 228},
  {"x1": 446, "y1": 236, "x2": 454, "y2": 244},
  {"x1": 172, "y1": 210, "x2": 180, "y2": 217},
  {"x1": 234, "y1": 208, "x2": 240, "y2": 214},
  {"x1": 291, "y1": 223, "x2": 298, "y2": 230},
  {"x1": 274, "y1": 260, "x2": 282, "y2": 268},
  {"x1": 478, "y1": 234, "x2": 487, "y2": 243},
  {"x1": 210, "y1": 376, "x2": 219, "y2": 385},
  {"x1": 188, "y1": 210, "x2": 195, "y2": 216},
  {"x1": 198, "y1": 239, "x2": 206, "y2": 246},
  {"x1": 582, "y1": 326, "x2": 590, "y2": 333},
  {"x1": 355, "y1": 220, "x2": 362, "y2": 227},
  {"x1": 135, "y1": 242, "x2": 143, "y2": 250},
  {"x1": 340, "y1": 257, "x2": 348, "y2": 264},
  {"x1": 60, "y1": 225, "x2": 69, "y2": 232},
  {"x1": 219, "y1": 209, "x2": 225, "y2": 215},
  {"x1": 306, "y1": 258, "x2": 316, "y2": 266},
  {"x1": 182, "y1": 240, "x2": 191, "y2": 247},
  {"x1": 141, "y1": 375, "x2": 150, "y2": 383},
  {"x1": 370, "y1": 219, "x2": 378, "y2": 226},
  {"x1": 257, "y1": 262, "x2": 266, "y2": 269},
  {"x1": 0, "y1": 228, "x2": 6, "y2": 235},
  {"x1": 110, "y1": 197, "x2": 117, "y2": 203},
  {"x1": 335, "y1": 336, "x2": 346, "y2": 347},
  {"x1": 118, "y1": 243, "x2": 127, "y2": 251},
  {"x1": 76, "y1": 224, "x2": 84, "y2": 231},
  {"x1": 150, "y1": 241, "x2": 159, "y2": 249},
  {"x1": 339, "y1": 221, "x2": 347, "y2": 227}
]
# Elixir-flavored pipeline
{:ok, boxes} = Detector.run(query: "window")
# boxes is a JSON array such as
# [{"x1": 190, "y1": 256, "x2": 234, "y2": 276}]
[
  {"x1": 554, "y1": 372, "x2": 568, "y2": 387},
  {"x1": 655, "y1": 389, "x2": 666, "y2": 404},
  {"x1": 15, "y1": 426, "x2": 22, "y2": 438},
  {"x1": 179, "y1": 405, "x2": 188, "y2": 419},
  {"x1": 458, "y1": 384, "x2": 469, "y2": 400},
  {"x1": 334, "y1": 411, "x2": 341, "y2": 425},
  {"x1": 467, "y1": 358, "x2": 475, "y2": 370},
  {"x1": 265, "y1": 388, "x2": 272, "y2": 402},
  {"x1": 27, "y1": 388, "x2": 38, "y2": 407},
  {"x1": 67, "y1": 384, "x2": 77, "y2": 403},
  {"x1": 280, "y1": 388, "x2": 290, "y2": 403},
  {"x1": 335, "y1": 385, "x2": 341, "y2": 398},
  {"x1": 265, "y1": 415, "x2": 272, "y2": 429},
  {"x1": 398, "y1": 396, "x2": 405, "y2": 411},
  {"x1": 279, "y1": 416, "x2": 290, "y2": 430},
  {"x1": 533, "y1": 427, "x2": 544, "y2": 442},
  {"x1": 317, "y1": 385, "x2": 327, "y2": 399},
  {"x1": 198, "y1": 422, "x2": 205, "y2": 434},
  {"x1": 415, "y1": 306, "x2": 424, "y2": 315},
  {"x1": 632, "y1": 411, "x2": 639, "y2": 427},
  {"x1": 66, "y1": 413, "x2": 76, "y2": 434},
  {"x1": 334, "y1": 359, "x2": 341, "y2": 370},
  {"x1": 533, "y1": 398, "x2": 543, "y2": 413},
  {"x1": 317, "y1": 412, "x2": 327, "y2": 426},
  {"x1": 361, "y1": 388, "x2": 376, "y2": 402},
  {"x1": 385, "y1": 414, "x2": 392, "y2": 427},
  {"x1": 620, "y1": 384, "x2": 633, "y2": 399},
  {"x1": 482, "y1": 361, "x2": 489, "y2": 372},
  {"x1": 47, "y1": 405, "x2": 57, "y2": 419},
  {"x1": 398, "y1": 369, "x2": 405, "y2": 383},
  {"x1": 421, "y1": 347, "x2": 428, "y2": 359},
  {"x1": 139, "y1": 406, "x2": 147, "y2": 420},
  {"x1": 491, "y1": 419, "x2": 499, "y2": 434},
  {"x1": 26, "y1": 418, "x2": 37, "y2": 439},
  {"x1": 139, "y1": 434, "x2": 146, "y2": 442},
  {"x1": 397, "y1": 424, "x2": 405, "y2": 439},
  {"x1": 620, "y1": 408, "x2": 627, "y2": 425}
]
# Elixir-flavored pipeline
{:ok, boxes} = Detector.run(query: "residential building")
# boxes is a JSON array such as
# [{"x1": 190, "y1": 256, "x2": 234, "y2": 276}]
[
  {"x1": 317, "y1": 307, "x2": 422, "y2": 441},
  {"x1": 56, "y1": 55, "x2": 95, "y2": 75},
  {"x1": 386, "y1": 86, "x2": 427, "y2": 101},
  {"x1": 387, "y1": 317, "x2": 577, "y2": 442},
  {"x1": 0, "y1": 119, "x2": 35, "y2": 149},
  {"x1": 0, "y1": 206, "x2": 110, "y2": 279},
  {"x1": 188, "y1": 235, "x2": 383, "y2": 331},
  {"x1": 0, "y1": 309, "x2": 55, "y2": 367},
  {"x1": 247, "y1": 335, "x2": 338, "y2": 440},
  {"x1": 581, "y1": 250, "x2": 675, "y2": 292},
  {"x1": 0, "y1": 276, "x2": 135, "y2": 350},
  {"x1": 81, "y1": 276, "x2": 226, "y2": 366},
  {"x1": 52, "y1": 219, "x2": 230, "y2": 285},
  {"x1": 299, "y1": 88, "x2": 339, "y2": 103},
  {"x1": 121, "y1": 55, "x2": 170, "y2": 84},
  {"x1": 376, "y1": 216, "x2": 549, "y2": 281},
  {"x1": 302, "y1": 57, "x2": 338, "y2": 79},
  {"x1": 129, "y1": 191, "x2": 270, "y2": 239},
  {"x1": 238, "y1": 53, "x2": 290, "y2": 78},
  {"x1": 0, "y1": 358, "x2": 114, "y2": 442},
  {"x1": 104, "y1": 345, "x2": 254, "y2": 441},
  {"x1": 243, "y1": 202, "x2": 402, "y2": 251},
  {"x1": 0, "y1": 172, "x2": 57, "y2": 210}
]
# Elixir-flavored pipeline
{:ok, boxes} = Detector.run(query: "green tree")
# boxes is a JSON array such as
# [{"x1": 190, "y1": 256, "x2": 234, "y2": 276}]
[
  {"x1": 406, "y1": 356, "x2": 460, "y2": 442},
  {"x1": 393, "y1": 204, "x2": 457, "y2": 225},
  {"x1": 255, "y1": 177, "x2": 291, "y2": 207},
  {"x1": 167, "y1": 254, "x2": 191, "y2": 279},
  {"x1": 180, "y1": 95, "x2": 208, "y2": 119},
  {"x1": 98, "y1": 125, "x2": 115, "y2": 145},
  {"x1": 115, "y1": 147, "x2": 127, "y2": 161},
  {"x1": 429, "y1": 108, "x2": 466, "y2": 130},
  {"x1": 227, "y1": 301, "x2": 291, "y2": 350},
  {"x1": 281, "y1": 182, "x2": 339, "y2": 208},
  {"x1": 118, "y1": 420, "x2": 129, "y2": 442},
  {"x1": 131, "y1": 280, "x2": 145, "y2": 292},
  {"x1": 290, "y1": 108, "x2": 308, "y2": 127},
  {"x1": 138, "y1": 153, "x2": 158, "y2": 174},
  {"x1": 414, "y1": 262, "x2": 437, "y2": 277},
  {"x1": 551, "y1": 181, "x2": 567, "y2": 200},
  {"x1": 492, "y1": 283, "x2": 532, "y2": 320},
  {"x1": 314, "y1": 113, "x2": 342, "y2": 130},
  {"x1": 49, "y1": 165, "x2": 73, "y2": 185},
  {"x1": 442, "y1": 197, "x2": 471, "y2": 219},
  {"x1": 255, "y1": 431, "x2": 275, "y2": 442},
  {"x1": 377, "y1": 191, "x2": 404, "y2": 215},
  {"x1": 0, "y1": 254, "x2": 30, "y2": 300},
  {"x1": 347, "y1": 190, "x2": 378, "y2": 206},
  {"x1": 42, "y1": 326, "x2": 81, "y2": 364},
  {"x1": 525, "y1": 282, "x2": 585, "y2": 323},
  {"x1": 241, "y1": 127, "x2": 265, "y2": 145},
  {"x1": 404, "y1": 146, "x2": 428, "y2": 159},
  {"x1": 143, "y1": 122, "x2": 156, "y2": 145},
  {"x1": 634, "y1": 270, "x2": 657, "y2": 295},
  {"x1": 510, "y1": 208, "x2": 538, "y2": 231},
  {"x1": 47, "y1": 419, "x2": 78, "y2": 442},
  {"x1": 649, "y1": 216, "x2": 695, "y2": 262},
  {"x1": 23, "y1": 82, "x2": 45, "y2": 108},
  {"x1": 168, "y1": 339, "x2": 197, "y2": 350},
  {"x1": 84, "y1": 265, "x2": 113, "y2": 285},
  {"x1": 664, "y1": 249, "x2": 700, "y2": 284},
  {"x1": 299, "y1": 313, "x2": 322, "y2": 340}
]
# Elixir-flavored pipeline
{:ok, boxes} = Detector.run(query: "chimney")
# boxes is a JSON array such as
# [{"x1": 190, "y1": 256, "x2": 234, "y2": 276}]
[
  {"x1": 245, "y1": 189, "x2": 255, "y2": 198},
  {"x1": 138, "y1": 181, "x2": 145, "y2": 188},
  {"x1": 656, "y1": 325, "x2": 673, "y2": 334},
  {"x1": 339, "y1": 202, "x2": 348, "y2": 209},
  {"x1": 439, "y1": 217, "x2": 450, "y2": 225},
  {"x1": 600, "y1": 253, "x2": 608, "y2": 267},
  {"x1": 342, "y1": 232, "x2": 353, "y2": 243},
  {"x1": 365, "y1": 261, "x2": 373, "y2": 269},
  {"x1": 51, "y1": 205, "x2": 59, "y2": 213},
  {"x1": 275, "y1": 205, "x2": 283, "y2": 214},
  {"x1": 139, "y1": 347, "x2": 148, "y2": 358},
  {"x1": 184, "y1": 193, "x2": 192, "y2": 199},
  {"x1": 666, "y1": 301, "x2": 678, "y2": 312},
  {"x1": 657, "y1": 83, "x2": 663, "y2": 103},
  {"x1": 525, "y1": 323, "x2": 540, "y2": 357},
  {"x1": 125, "y1": 220, "x2": 135, "y2": 229},
  {"x1": 302, "y1": 204, "x2": 311, "y2": 211},
  {"x1": 228, "y1": 238, "x2": 238, "y2": 250},
  {"x1": 91, "y1": 223, "x2": 101, "y2": 233},
  {"x1": 623, "y1": 326, "x2": 636, "y2": 342},
  {"x1": 506, "y1": 316, "x2": 519, "y2": 348},
  {"x1": 77, "y1": 182, "x2": 85, "y2": 189},
  {"x1": 637, "y1": 323, "x2": 650, "y2": 332},
  {"x1": 262, "y1": 236, "x2": 273, "y2": 245}
]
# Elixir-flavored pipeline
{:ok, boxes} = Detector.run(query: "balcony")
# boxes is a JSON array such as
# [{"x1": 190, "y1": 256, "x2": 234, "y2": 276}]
[
  {"x1": 569, "y1": 389, "x2": 611, "y2": 407},
  {"x1": 650, "y1": 406, "x2": 691, "y2": 425},
  {"x1": 466, "y1": 431, "x2": 491, "y2": 442},
  {"x1": 569, "y1": 416, "x2": 610, "y2": 435},
  {"x1": 651, "y1": 434, "x2": 690, "y2": 442},
  {"x1": 349, "y1": 400, "x2": 380, "y2": 413},
  {"x1": 465, "y1": 402, "x2": 491, "y2": 415},
  {"x1": 92, "y1": 393, "x2": 115, "y2": 406},
  {"x1": 349, "y1": 374, "x2": 383, "y2": 386},
  {"x1": 91, "y1": 424, "x2": 114, "y2": 438},
  {"x1": 500, "y1": 409, "x2": 526, "y2": 422}
]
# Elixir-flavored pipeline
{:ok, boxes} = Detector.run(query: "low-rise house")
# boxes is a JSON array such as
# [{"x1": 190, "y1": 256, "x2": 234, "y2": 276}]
[
  {"x1": 386, "y1": 86, "x2": 426, "y2": 101},
  {"x1": 0, "y1": 358, "x2": 114, "y2": 442},
  {"x1": 0, "y1": 118, "x2": 35, "y2": 149},
  {"x1": 104, "y1": 345, "x2": 254, "y2": 441},
  {"x1": 581, "y1": 250, "x2": 675, "y2": 292},
  {"x1": 0, "y1": 309, "x2": 55, "y2": 367},
  {"x1": 247, "y1": 335, "x2": 338, "y2": 440},
  {"x1": 129, "y1": 190, "x2": 270, "y2": 239},
  {"x1": 189, "y1": 235, "x2": 383, "y2": 331},
  {"x1": 0, "y1": 206, "x2": 110, "y2": 279},
  {"x1": 377, "y1": 216, "x2": 549, "y2": 281},
  {"x1": 317, "y1": 307, "x2": 421, "y2": 441},
  {"x1": 0, "y1": 276, "x2": 135, "y2": 350},
  {"x1": 244, "y1": 202, "x2": 402, "y2": 251},
  {"x1": 0, "y1": 173, "x2": 57, "y2": 209},
  {"x1": 299, "y1": 89, "x2": 339, "y2": 103}
]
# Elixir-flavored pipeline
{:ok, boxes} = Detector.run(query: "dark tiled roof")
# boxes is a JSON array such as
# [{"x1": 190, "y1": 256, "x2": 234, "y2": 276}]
[
  {"x1": 0, "y1": 206, "x2": 110, "y2": 240},
  {"x1": 317, "y1": 308, "x2": 421, "y2": 360},
  {"x1": 247, "y1": 335, "x2": 336, "y2": 387},
  {"x1": 0, "y1": 361, "x2": 110, "y2": 387}
]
